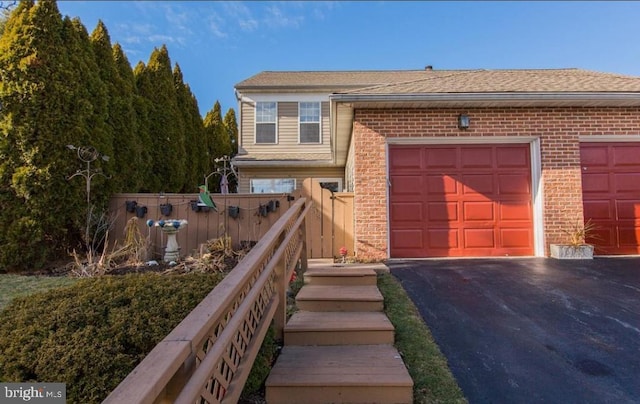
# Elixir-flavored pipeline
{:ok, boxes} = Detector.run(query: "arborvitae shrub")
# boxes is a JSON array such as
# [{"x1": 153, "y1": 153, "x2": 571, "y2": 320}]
[{"x1": 0, "y1": 272, "x2": 276, "y2": 402}]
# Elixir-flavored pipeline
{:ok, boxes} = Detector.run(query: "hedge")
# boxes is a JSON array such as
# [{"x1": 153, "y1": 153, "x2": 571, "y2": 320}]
[{"x1": 0, "y1": 272, "x2": 277, "y2": 403}]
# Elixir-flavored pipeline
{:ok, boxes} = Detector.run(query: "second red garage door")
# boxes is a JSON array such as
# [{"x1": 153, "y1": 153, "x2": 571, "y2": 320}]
[
  {"x1": 389, "y1": 144, "x2": 534, "y2": 258},
  {"x1": 580, "y1": 142, "x2": 640, "y2": 255}
]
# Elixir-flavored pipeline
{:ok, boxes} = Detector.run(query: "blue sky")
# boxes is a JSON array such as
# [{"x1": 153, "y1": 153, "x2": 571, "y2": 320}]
[{"x1": 56, "y1": 1, "x2": 640, "y2": 116}]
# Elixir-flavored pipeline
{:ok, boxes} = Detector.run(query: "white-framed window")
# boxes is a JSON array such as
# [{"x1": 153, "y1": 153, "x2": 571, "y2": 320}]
[
  {"x1": 299, "y1": 102, "x2": 321, "y2": 144},
  {"x1": 316, "y1": 178, "x2": 343, "y2": 193},
  {"x1": 250, "y1": 178, "x2": 296, "y2": 193},
  {"x1": 255, "y1": 102, "x2": 277, "y2": 144}
]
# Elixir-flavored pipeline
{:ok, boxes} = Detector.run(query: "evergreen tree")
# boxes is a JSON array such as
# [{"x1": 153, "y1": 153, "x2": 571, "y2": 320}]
[
  {"x1": 173, "y1": 64, "x2": 206, "y2": 192},
  {"x1": 62, "y1": 16, "x2": 112, "y2": 203},
  {"x1": 133, "y1": 60, "x2": 154, "y2": 191},
  {"x1": 203, "y1": 102, "x2": 232, "y2": 193},
  {"x1": 112, "y1": 44, "x2": 147, "y2": 191},
  {"x1": 223, "y1": 108, "x2": 239, "y2": 157},
  {"x1": 223, "y1": 108, "x2": 239, "y2": 192},
  {"x1": 90, "y1": 21, "x2": 140, "y2": 193},
  {"x1": 0, "y1": 0, "x2": 90, "y2": 270},
  {"x1": 0, "y1": 8, "x2": 10, "y2": 35},
  {"x1": 134, "y1": 45, "x2": 185, "y2": 192}
]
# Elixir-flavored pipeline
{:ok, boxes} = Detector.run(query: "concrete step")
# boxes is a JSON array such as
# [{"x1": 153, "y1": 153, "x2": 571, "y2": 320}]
[
  {"x1": 304, "y1": 267, "x2": 377, "y2": 286},
  {"x1": 285, "y1": 311, "x2": 395, "y2": 346},
  {"x1": 266, "y1": 344, "x2": 413, "y2": 404},
  {"x1": 295, "y1": 285, "x2": 384, "y2": 312}
]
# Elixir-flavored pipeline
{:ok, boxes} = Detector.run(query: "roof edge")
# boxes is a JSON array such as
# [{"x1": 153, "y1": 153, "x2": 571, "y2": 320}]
[{"x1": 330, "y1": 92, "x2": 640, "y2": 103}]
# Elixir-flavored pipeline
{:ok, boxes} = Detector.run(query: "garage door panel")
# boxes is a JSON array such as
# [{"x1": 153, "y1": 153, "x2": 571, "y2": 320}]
[
  {"x1": 612, "y1": 145, "x2": 640, "y2": 167},
  {"x1": 500, "y1": 202, "x2": 532, "y2": 221},
  {"x1": 391, "y1": 202, "x2": 423, "y2": 222},
  {"x1": 391, "y1": 229, "x2": 423, "y2": 249},
  {"x1": 498, "y1": 174, "x2": 531, "y2": 195},
  {"x1": 619, "y1": 226, "x2": 640, "y2": 247},
  {"x1": 428, "y1": 175, "x2": 458, "y2": 195},
  {"x1": 428, "y1": 202, "x2": 458, "y2": 221},
  {"x1": 462, "y1": 174, "x2": 494, "y2": 195},
  {"x1": 428, "y1": 229, "x2": 458, "y2": 249},
  {"x1": 461, "y1": 147, "x2": 493, "y2": 168},
  {"x1": 588, "y1": 228, "x2": 614, "y2": 249},
  {"x1": 389, "y1": 147, "x2": 422, "y2": 170},
  {"x1": 392, "y1": 175, "x2": 424, "y2": 196},
  {"x1": 615, "y1": 173, "x2": 640, "y2": 193},
  {"x1": 426, "y1": 148, "x2": 457, "y2": 169},
  {"x1": 463, "y1": 201, "x2": 494, "y2": 221},
  {"x1": 580, "y1": 146, "x2": 609, "y2": 167},
  {"x1": 583, "y1": 200, "x2": 613, "y2": 220},
  {"x1": 496, "y1": 146, "x2": 529, "y2": 168},
  {"x1": 581, "y1": 173, "x2": 610, "y2": 193},
  {"x1": 390, "y1": 143, "x2": 533, "y2": 257},
  {"x1": 580, "y1": 142, "x2": 640, "y2": 255},
  {"x1": 500, "y1": 228, "x2": 532, "y2": 248},
  {"x1": 464, "y1": 229, "x2": 495, "y2": 248},
  {"x1": 616, "y1": 201, "x2": 640, "y2": 220}
]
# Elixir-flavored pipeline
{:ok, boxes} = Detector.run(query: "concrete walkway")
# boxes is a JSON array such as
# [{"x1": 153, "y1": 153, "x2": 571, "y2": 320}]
[{"x1": 388, "y1": 257, "x2": 640, "y2": 404}]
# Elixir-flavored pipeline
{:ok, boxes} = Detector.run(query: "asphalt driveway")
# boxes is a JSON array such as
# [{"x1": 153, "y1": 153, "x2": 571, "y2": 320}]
[{"x1": 387, "y1": 258, "x2": 640, "y2": 404}]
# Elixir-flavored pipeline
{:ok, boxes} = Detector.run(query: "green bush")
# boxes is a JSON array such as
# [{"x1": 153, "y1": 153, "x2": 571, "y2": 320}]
[
  {"x1": 0, "y1": 273, "x2": 233, "y2": 403},
  {"x1": 242, "y1": 326, "x2": 278, "y2": 398}
]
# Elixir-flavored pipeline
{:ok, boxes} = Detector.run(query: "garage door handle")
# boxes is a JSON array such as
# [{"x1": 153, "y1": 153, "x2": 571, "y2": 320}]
[{"x1": 388, "y1": 179, "x2": 392, "y2": 187}]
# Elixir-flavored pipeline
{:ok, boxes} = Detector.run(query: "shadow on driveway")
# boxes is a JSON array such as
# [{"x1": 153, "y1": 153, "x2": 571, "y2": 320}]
[{"x1": 388, "y1": 257, "x2": 640, "y2": 404}]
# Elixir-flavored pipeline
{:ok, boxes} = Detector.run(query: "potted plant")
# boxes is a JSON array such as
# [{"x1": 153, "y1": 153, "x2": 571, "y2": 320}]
[{"x1": 550, "y1": 218, "x2": 598, "y2": 259}]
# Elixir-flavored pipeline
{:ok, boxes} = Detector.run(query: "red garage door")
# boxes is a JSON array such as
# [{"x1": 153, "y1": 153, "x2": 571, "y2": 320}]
[
  {"x1": 580, "y1": 142, "x2": 640, "y2": 255},
  {"x1": 389, "y1": 144, "x2": 533, "y2": 257}
]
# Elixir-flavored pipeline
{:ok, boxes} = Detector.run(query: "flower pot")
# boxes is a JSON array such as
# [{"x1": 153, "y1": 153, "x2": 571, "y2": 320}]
[
  {"x1": 258, "y1": 204, "x2": 268, "y2": 217},
  {"x1": 550, "y1": 244, "x2": 594, "y2": 259},
  {"x1": 190, "y1": 200, "x2": 201, "y2": 212},
  {"x1": 135, "y1": 205, "x2": 147, "y2": 218},
  {"x1": 125, "y1": 200, "x2": 137, "y2": 213},
  {"x1": 160, "y1": 203, "x2": 173, "y2": 216},
  {"x1": 228, "y1": 206, "x2": 240, "y2": 219}
]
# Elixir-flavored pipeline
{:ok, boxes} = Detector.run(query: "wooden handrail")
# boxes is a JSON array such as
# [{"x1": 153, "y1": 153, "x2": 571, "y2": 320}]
[{"x1": 103, "y1": 198, "x2": 311, "y2": 404}]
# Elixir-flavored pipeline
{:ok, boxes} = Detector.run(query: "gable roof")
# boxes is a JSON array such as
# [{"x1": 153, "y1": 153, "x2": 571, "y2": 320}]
[{"x1": 235, "y1": 68, "x2": 640, "y2": 94}]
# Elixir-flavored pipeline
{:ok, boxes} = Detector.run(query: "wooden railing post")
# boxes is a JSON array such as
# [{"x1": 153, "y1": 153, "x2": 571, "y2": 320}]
[
  {"x1": 299, "y1": 203, "x2": 309, "y2": 274},
  {"x1": 273, "y1": 233, "x2": 287, "y2": 341}
]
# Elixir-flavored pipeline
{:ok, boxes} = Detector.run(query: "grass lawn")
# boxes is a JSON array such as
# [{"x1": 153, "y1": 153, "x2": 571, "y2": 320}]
[
  {"x1": 0, "y1": 275, "x2": 78, "y2": 311},
  {"x1": 378, "y1": 272, "x2": 468, "y2": 404}
]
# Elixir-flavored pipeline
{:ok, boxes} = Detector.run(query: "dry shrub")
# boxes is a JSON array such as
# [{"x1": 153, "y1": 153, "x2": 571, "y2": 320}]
[
  {"x1": 66, "y1": 217, "x2": 150, "y2": 277},
  {"x1": 164, "y1": 234, "x2": 250, "y2": 274}
]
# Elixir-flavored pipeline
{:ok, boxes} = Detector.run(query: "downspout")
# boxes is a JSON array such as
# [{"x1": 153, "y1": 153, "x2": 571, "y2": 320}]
[
  {"x1": 234, "y1": 89, "x2": 243, "y2": 152},
  {"x1": 330, "y1": 97, "x2": 337, "y2": 164}
]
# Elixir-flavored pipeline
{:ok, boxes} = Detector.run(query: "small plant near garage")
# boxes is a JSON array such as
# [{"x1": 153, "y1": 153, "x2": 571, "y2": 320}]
[{"x1": 550, "y1": 218, "x2": 599, "y2": 259}]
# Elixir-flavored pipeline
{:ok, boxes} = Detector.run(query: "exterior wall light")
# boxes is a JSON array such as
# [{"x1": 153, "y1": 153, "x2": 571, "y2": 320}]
[{"x1": 458, "y1": 114, "x2": 470, "y2": 130}]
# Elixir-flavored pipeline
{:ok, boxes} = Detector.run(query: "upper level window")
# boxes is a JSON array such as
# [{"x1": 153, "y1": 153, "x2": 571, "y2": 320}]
[
  {"x1": 256, "y1": 102, "x2": 276, "y2": 144},
  {"x1": 299, "y1": 102, "x2": 321, "y2": 143}
]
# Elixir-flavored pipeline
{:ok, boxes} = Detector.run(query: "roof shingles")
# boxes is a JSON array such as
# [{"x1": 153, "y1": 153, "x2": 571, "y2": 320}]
[{"x1": 235, "y1": 69, "x2": 640, "y2": 94}]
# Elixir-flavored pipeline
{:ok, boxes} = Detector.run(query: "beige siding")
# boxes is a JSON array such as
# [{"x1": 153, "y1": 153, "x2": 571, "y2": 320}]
[
  {"x1": 322, "y1": 101, "x2": 330, "y2": 146},
  {"x1": 239, "y1": 102, "x2": 255, "y2": 153},
  {"x1": 278, "y1": 102, "x2": 298, "y2": 144},
  {"x1": 241, "y1": 101, "x2": 332, "y2": 155},
  {"x1": 237, "y1": 167, "x2": 344, "y2": 193}
]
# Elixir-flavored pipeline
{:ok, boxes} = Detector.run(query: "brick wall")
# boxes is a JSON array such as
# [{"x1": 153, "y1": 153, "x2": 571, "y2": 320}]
[{"x1": 352, "y1": 107, "x2": 640, "y2": 260}]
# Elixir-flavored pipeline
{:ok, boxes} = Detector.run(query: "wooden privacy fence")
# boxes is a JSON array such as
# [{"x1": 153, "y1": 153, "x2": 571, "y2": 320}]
[
  {"x1": 294, "y1": 178, "x2": 355, "y2": 259},
  {"x1": 104, "y1": 198, "x2": 311, "y2": 404},
  {"x1": 108, "y1": 193, "x2": 296, "y2": 261},
  {"x1": 108, "y1": 181, "x2": 354, "y2": 260}
]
